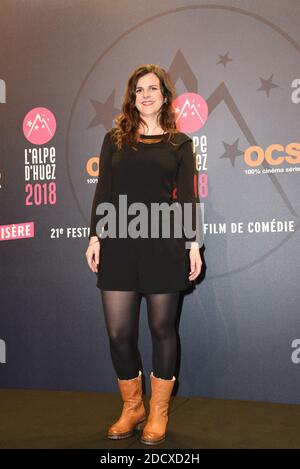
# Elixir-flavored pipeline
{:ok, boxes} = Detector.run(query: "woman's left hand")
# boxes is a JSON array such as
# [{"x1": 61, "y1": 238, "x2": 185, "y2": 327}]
[{"x1": 188, "y1": 243, "x2": 202, "y2": 281}]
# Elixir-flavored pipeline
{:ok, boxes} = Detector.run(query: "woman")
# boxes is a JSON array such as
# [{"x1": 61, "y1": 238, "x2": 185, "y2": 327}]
[{"x1": 86, "y1": 64, "x2": 202, "y2": 445}]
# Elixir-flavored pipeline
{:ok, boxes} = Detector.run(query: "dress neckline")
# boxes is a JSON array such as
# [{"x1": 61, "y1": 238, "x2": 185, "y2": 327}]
[{"x1": 139, "y1": 132, "x2": 169, "y2": 137}]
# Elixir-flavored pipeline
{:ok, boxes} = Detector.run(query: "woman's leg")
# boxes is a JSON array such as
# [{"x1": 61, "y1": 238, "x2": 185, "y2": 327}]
[
  {"x1": 145, "y1": 291, "x2": 180, "y2": 379},
  {"x1": 101, "y1": 290, "x2": 142, "y2": 380}
]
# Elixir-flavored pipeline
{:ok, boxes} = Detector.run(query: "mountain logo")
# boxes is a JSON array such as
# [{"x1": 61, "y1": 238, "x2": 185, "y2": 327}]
[
  {"x1": 23, "y1": 107, "x2": 56, "y2": 145},
  {"x1": 173, "y1": 92, "x2": 208, "y2": 133}
]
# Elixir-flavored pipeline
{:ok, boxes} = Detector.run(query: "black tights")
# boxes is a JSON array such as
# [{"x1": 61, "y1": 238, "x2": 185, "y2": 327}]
[{"x1": 100, "y1": 290, "x2": 180, "y2": 380}]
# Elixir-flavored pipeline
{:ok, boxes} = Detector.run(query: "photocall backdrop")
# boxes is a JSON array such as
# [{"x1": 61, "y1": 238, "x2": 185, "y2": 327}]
[{"x1": 1, "y1": 0, "x2": 299, "y2": 404}]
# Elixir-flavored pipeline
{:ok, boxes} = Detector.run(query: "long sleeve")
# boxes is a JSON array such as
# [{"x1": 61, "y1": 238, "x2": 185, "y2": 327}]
[
  {"x1": 175, "y1": 138, "x2": 203, "y2": 249},
  {"x1": 89, "y1": 130, "x2": 113, "y2": 240}
]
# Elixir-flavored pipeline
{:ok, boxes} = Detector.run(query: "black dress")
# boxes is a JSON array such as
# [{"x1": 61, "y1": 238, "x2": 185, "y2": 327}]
[{"x1": 89, "y1": 129, "x2": 203, "y2": 293}]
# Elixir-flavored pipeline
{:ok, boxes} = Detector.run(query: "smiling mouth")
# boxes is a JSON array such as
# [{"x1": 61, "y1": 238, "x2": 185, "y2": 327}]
[{"x1": 142, "y1": 102, "x2": 154, "y2": 105}]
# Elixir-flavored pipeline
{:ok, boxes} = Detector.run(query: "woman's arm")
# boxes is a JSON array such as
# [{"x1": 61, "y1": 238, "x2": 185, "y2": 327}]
[{"x1": 89, "y1": 130, "x2": 113, "y2": 241}]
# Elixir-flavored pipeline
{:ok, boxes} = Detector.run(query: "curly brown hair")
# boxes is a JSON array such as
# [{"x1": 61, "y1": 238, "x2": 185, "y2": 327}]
[{"x1": 111, "y1": 64, "x2": 179, "y2": 151}]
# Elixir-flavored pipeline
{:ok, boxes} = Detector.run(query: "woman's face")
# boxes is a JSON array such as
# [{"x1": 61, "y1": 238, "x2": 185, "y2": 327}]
[{"x1": 134, "y1": 72, "x2": 164, "y2": 119}]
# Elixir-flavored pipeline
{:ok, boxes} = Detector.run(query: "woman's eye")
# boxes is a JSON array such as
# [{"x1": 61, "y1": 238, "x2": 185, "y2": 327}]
[{"x1": 135, "y1": 88, "x2": 157, "y2": 92}]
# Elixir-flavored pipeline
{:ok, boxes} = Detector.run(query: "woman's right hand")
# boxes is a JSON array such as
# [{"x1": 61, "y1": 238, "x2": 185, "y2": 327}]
[{"x1": 85, "y1": 236, "x2": 100, "y2": 273}]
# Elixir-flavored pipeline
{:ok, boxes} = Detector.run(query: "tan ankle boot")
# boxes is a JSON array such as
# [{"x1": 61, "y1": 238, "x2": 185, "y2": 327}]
[
  {"x1": 107, "y1": 370, "x2": 146, "y2": 439},
  {"x1": 140, "y1": 371, "x2": 176, "y2": 445}
]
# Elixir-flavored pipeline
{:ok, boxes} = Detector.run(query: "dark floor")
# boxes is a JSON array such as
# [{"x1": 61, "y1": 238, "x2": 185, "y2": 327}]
[{"x1": 0, "y1": 388, "x2": 299, "y2": 449}]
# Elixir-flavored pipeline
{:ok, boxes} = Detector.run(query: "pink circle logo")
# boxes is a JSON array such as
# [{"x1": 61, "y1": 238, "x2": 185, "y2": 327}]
[
  {"x1": 173, "y1": 92, "x2": 208, "y2": 133},
  {"x1": 23, "y1": 107, "x2": 57, "y2": 145}
]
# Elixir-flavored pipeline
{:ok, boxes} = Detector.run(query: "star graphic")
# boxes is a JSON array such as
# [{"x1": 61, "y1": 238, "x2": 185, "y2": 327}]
[
  {"x1": 216, "y1": 52, "x2": 233, "y2": 67},
  {"x1": 88, "y1": 89, "x2": 120, "y2": 129},
  {"x1": 257, "y1": 74, "x2": 278, "y2": 97},
  {"x1": 220, "y1": 138, "x2": 244, "y2": 167}
]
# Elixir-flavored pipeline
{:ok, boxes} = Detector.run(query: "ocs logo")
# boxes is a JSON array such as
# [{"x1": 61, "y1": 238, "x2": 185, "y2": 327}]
[{"x1": 245, "y1": 142, "x2": 300, "y2": 167}]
